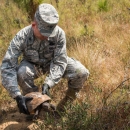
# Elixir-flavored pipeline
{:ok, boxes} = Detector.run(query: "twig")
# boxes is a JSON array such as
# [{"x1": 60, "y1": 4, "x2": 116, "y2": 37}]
[{"x1": 104, "y1": 78, "x2": 130, "y2": 105}]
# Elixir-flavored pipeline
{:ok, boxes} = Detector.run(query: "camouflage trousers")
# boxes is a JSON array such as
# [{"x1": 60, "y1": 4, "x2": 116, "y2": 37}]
[{"x1": 17, "y1": 57, "x2": 89, "y2": 95}]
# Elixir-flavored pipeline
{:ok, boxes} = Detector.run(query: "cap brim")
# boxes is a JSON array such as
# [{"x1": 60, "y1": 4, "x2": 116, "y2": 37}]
[{"x1": 38, "y1": 25, "x2": 56, "y2": 37}]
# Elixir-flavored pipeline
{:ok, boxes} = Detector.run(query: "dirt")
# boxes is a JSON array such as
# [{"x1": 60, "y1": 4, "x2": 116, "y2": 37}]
[
  {"x1": 0, "y1": 108, "x2": 48, "y2": 130},
  {"x1": 0, "y1": 102, "x2": 53, "y2": 130},
  {"x1": 0, "y1": 112, "x2": 36, "y2": 130}
]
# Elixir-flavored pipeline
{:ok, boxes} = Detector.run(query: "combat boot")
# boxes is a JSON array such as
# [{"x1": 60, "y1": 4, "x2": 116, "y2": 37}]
[{"x1": 56, "y1": 88, "x2": 80, "y2": 112}]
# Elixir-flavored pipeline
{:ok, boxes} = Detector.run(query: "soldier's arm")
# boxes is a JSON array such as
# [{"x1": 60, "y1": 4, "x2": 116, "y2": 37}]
[
  {"x1": 1, "y1": 30, "x2": 25, "y2": 98},
  {"x1": 44, "y1": 28, "x2": 68, "y2": 88}
]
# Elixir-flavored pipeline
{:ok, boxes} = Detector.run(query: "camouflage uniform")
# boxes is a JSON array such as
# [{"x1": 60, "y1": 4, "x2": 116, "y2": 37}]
[{"x1": 0, "y1": 4, "x2": 89, "y2": 98}]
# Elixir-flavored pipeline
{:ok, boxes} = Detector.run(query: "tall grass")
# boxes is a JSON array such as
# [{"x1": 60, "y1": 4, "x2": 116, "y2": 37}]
[
  {"x1": 13, "y1": 0, "x2": 43, "y2": 20},
  {"x1": 0, "y1": 0, "x2": 29, "y2": 61},
  {"x1": 0, "y1": 0, "x2": 130, "y2": 129}
]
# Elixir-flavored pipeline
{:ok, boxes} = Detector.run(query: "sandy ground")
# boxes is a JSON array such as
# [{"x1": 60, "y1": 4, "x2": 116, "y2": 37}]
[
  {"x1": 0, "y1": 102, "x2": 51, "y2": 130},
  {"x1": 0, "y1": 112, "x2": 36, "y2": 130},
  {"x1": 0, "y1": 98, "x2": 61, "y2": 130},
  {"x1": 0, "y1": 107, "x2": 50, "y2": 130}
]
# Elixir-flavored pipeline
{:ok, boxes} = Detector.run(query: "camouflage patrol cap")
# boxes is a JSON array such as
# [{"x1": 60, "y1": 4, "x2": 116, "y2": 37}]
[{"x1": 35, "y1": 3, "x2": 59, "y2": 37}]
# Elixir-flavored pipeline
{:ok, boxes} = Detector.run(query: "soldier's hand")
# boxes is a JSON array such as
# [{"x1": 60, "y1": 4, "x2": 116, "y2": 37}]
[
  {"x1": 42, "y1": 83, "x2": 51, "y2": 97},
  {"x1": 15, "y1": 95, "x2": 33, "y2": 115}
]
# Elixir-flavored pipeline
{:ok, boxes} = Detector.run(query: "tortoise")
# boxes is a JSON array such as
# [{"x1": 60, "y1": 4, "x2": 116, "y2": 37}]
[{"x1": 25, "y1": 92, "x2": 56, "y2": 119}]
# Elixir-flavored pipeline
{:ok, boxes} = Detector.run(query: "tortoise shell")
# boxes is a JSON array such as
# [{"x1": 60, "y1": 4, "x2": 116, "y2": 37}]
[{"x1": 25, "y1": 92, "x2": 51, "y2": 113}]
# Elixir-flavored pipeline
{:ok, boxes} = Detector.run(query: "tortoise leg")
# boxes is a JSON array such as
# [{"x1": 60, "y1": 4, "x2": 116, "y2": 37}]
[
  {"x1": 50, "y1": 104, "x2": 56, "y2": 111},
  {"x1": 33, "y1": 105, "x2": 42, "y2": 120}
]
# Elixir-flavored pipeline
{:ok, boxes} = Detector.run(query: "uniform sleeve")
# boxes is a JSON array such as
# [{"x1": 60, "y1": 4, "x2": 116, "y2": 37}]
[
  {"x1": 44, "y1": 31, "x2": 67, "y2": 87},
  {"x1": 1, "y1": 32, "x2": 25, "y2": 98}
]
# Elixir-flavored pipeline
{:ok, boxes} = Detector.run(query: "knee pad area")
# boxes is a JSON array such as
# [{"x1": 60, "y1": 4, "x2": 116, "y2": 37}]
[
  {"x1": 17, "y1": 66, "x2": 26, "y2": 78},
  {"x1": 17, "y1": 66, "x2": 34, "y2": 79}
]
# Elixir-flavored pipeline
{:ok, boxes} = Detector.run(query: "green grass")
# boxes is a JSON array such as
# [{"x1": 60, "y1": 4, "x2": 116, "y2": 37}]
[{"x1": 98, "y1": 0, "x2": 109, "y2": 12}]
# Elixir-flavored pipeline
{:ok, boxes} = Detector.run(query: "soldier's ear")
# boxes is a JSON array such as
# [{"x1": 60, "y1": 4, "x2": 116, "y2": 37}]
[{"x1": 32, "y1": 21, "x2": 36, "y2": 28}]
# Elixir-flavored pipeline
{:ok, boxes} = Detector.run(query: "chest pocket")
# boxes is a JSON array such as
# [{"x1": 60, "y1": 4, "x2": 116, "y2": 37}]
[
  {"x1": 24, "y1": 38, "x2": 56, "y2": 66},
  {"x1": 39, "y1": 40, "x2": 56, "y2": 59},
  {"x1": 25, "y1": 49, "x2": 39, "y2": 63},
  {"x1": 23, "y1": 37, "x2": 40, "y2": 63}
]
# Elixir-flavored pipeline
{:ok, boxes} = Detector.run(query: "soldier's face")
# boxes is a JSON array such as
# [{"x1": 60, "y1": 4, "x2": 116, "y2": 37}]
[{"x1": 32, "y1": 21, "x2": 48, "y2": 40}]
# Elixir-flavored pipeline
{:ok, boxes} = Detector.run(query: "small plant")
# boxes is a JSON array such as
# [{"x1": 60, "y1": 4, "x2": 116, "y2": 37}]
[
  {"x1": 98, "y1": 0, "x2": 109, "y2": 12},
  {"x1": 33, "y1": 101, "x2": 91, "y2": 130}
]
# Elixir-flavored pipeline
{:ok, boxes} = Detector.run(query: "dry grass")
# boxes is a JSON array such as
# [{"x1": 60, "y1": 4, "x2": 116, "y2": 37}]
[
  {"x1": 0, "y1": 0, "x2": 29, "y2": 62},
  {"x1": 0, "y1": 0, "x2": 130, "y2": 129}
]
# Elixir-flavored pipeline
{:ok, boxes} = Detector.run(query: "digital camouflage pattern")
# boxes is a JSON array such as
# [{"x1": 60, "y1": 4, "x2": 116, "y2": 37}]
[
  {"x1": 1, "y1": 4, "x2": 89, "y2": 98},
  {"x1": 1, "y1": 25, "x2": 68, "y2": 97},
  {"x1": 35, "y1": 3, "x2": 59, "y2": 37}
]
